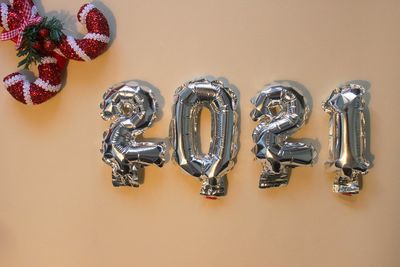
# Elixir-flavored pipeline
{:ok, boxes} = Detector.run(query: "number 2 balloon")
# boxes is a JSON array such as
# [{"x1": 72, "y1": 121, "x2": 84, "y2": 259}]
[
  {"x1": 250, "y1": 83, "x2": 316, "y2": 188},
  {"x1": 100, "y1": 81, "x2": 166, "y2": 187}
]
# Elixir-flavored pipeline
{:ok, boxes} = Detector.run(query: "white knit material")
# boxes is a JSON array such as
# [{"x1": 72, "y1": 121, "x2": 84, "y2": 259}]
[
  {"x1": 4, "y1": 74, "x2": 24, "y2": 87},
  {"x1": 79, "y1": 4, "x2": 95, "y2": 26},
  {"x1": 84, "y1": 33, "x2": 110, "y2": 43},
  {"x1": 41, "y1": 57, "x2": 57, "y2": 64},
  {"x1": 34, "y1": 78, "x2": 62, "y2": 92},
  {"x1": 1, "y1": 3, "x2": 9, "y2": 31},
  {"x1": 67, "y1": 35, "x2": 91, "y2": 61},
  {"x1": 22, "y1": 80, "x2": 32, "y2": 105}
]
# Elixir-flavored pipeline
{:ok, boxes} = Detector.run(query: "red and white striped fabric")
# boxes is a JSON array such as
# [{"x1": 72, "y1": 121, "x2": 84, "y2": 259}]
[
  {"x1": 1, "y1": 0, "x2": 111, "y2": 105},
  {"x1": 4, "y1": 56, "x2": 62, "y2": 105},
  {"x1": 57, "y1": 3, "x2": 110, "y2": 62}
]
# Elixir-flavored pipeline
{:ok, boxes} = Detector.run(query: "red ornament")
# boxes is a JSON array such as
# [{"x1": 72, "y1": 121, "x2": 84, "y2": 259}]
[
  {"x1": 43, "y1": 39, "x2": 55, "y2": 51},
  {"x1": 32, "y1": 41, "x2": 42, "y2": 51},
  {"x1": 0, "y1": 0, "x2": 111, "y2": 105},
  {"x1": 38, "y1": 27, "x2": 49, "y2": 38}
]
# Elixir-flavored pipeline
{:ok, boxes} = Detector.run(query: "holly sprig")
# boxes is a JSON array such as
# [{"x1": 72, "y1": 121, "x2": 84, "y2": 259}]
[{"x1": 17, "y1": 17, "x2": 63, "y2": 69}]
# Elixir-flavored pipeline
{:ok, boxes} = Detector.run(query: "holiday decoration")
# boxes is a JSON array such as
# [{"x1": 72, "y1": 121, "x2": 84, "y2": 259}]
[
  {"x1": 322, "y1": 83, "x2": 370, "y2": 194},
  {"x1": 170, "y1": 79, "x2": 239, "y2": 198},
  {"x1": 0, "y1": 0, "x2": 110, "y2": 104},
  {"x1": 250, "y1": 83, "x2": 316, "y2": 188},
  {"x1": 100, "y1": 81, "x2": 166, "y2": 187}
]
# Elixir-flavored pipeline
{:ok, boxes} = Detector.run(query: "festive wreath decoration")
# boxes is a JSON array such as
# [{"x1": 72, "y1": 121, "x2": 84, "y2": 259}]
[{"x1": 0, "y1": 0, "x2": 110, "y2": 105}]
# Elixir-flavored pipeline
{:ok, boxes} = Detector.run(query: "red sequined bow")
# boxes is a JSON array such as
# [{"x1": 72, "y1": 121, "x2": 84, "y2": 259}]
[{"x1": 0, "y1": 0, "x2": 42, "y2": 47}]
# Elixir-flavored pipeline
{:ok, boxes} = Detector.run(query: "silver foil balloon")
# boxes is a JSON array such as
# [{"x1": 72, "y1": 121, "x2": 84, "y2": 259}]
[
  {"x1": 250, "y1": 83, "x2": 316, "y2": 188},
  {"x1": 170, "y1": 79, "x2": 239, "y2": 197},
  {"x1": 322, "y1": 83, "x2": 370, "y2": 194},
  {"x1": 100, "y1": 81, "x2": 166, "y2": 187}
]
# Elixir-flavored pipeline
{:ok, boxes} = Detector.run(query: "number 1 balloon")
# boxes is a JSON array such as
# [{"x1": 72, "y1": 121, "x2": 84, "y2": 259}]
[
  {"x1": 322, "y1": 83, "x2": 370, "y2": 194},
  {"x1": 100, "y1": 81, "x2": 166, "y2": 187},
  {"x1": 250, "y1": 83, "x2": 316, "y2": 188},
  {"x1": 170, "y1": 79, "x2": 239, "y2": 198}
]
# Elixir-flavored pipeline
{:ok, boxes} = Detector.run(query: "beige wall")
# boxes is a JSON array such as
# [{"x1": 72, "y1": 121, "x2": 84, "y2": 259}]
[{"x1": 0, "y1": 0, "x2": 399, "y2": 266}]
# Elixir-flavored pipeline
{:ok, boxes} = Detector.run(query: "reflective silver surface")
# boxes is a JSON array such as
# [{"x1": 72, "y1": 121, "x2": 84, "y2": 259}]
[
  {"x1": 251, "y1": 83, "x2": 316, "y2": 188},
  {"x1": 322, "y1": 83, "x2": 370, "y2": 194},
  {"x1": 100, "y1": 81, "x2": 166, "y2": 187},
  {"x1": 170, "y1": 79, "x2": 239, "y2": 197}
]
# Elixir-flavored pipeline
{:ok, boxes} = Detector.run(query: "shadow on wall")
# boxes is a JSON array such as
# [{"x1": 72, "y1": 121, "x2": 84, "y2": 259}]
[
  {"x1": 276, "y1": 80, "x2": 321, "y2": 164},
  {"x1": 130, "y1": 79, "x2": 170, "y2": 165},
  {"x1": 346, "y1": 80, "x2": 374, "y2": 168}
]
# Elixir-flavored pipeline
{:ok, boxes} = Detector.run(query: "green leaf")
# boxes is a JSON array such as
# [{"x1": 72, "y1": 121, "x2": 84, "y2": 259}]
[
  {"x1": 17, "y1": 50, "x2": 28, "y2": 57},
  {"x1": 17, "y1": 58, "x2": 28, "y2": 68}
]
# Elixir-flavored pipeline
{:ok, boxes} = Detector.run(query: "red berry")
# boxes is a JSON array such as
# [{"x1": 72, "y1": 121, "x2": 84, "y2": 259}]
[
  {"x1": 43, "y1": 39, "x2": 56, "y2": 51},
  {"x1": 32, "y1": 41, "x2": 42, "y2": 51},
  {"x1": 38, "y1": 28, "x2": 50, "y2": 38}
]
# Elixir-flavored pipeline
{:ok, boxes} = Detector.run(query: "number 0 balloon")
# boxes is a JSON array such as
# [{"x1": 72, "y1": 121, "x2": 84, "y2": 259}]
[
  {"x1": 170, "y1": 79, "x2": 239, "y2": 197},
  {"x1": 322, "y1": 83, "x2": 370, "y2": 194}
]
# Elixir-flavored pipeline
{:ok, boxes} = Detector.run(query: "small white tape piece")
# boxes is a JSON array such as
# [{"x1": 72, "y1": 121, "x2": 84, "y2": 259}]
[
  {"x1": 79, "y1": 3, "x2": 95, "y2": 27},
  {"x1": 84, "y1": 33, "x2": 110, "y2": 43},
  {"x1": 53, "y1": 48, "x2": 65, "y2": 57},
  {"x1": 31, "y1": 5, "x2": 39, "y2": 18},
  {"x1": 34, "y1": 78, "x2": 62, "y2": 92},
  {"x1": 41, "y1": 57, "x2": 58, "y2": 65},
  {"x1": 1, "y1": 3, "x2": 9, "y2": 31},
  {"x1": 67, "y1": 35, "x2": 91, "y2": 62},
  {"x1": 23, "y1": 80, "x2": 33, "y2": 105},
  {"x1": 4, "y1": 74, "x2": 24, "y2": 87}
]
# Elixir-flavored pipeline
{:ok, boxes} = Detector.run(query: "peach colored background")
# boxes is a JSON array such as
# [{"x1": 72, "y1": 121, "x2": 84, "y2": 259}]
[{"x1": 1, "y1": 0, "x2": 399, "y2": 266}]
